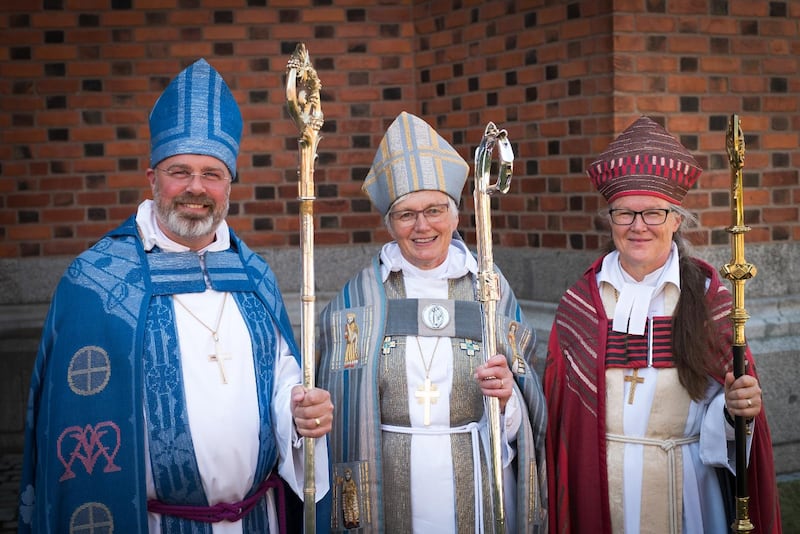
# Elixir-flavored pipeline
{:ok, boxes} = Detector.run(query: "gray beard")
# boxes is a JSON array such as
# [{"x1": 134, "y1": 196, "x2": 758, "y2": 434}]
[
  {"x1": 152, "y1": 178, "x2": 229, "y2": 243},
  {"x1": 161, "y1": 209, "x2": 218, "y2": 240}
]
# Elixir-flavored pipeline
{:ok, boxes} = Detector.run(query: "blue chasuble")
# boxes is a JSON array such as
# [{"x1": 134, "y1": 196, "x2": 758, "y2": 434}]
[{"x1": 18, "y1": 215, "x2": 299, "y2": 533}]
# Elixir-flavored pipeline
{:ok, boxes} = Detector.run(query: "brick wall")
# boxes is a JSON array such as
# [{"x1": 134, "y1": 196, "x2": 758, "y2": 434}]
[{"x1": 1, "y1": 0, "x2": 798, "y2": 259}]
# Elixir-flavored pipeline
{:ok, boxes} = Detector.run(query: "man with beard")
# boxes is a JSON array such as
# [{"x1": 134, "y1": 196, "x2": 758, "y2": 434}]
[{"x1": 18, "y1": 58, "x2": 332, "y2": 534}]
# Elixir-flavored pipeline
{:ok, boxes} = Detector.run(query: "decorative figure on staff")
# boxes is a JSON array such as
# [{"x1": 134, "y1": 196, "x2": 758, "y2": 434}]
[
  {"x1": 286, "y1": 42, "x2": 326, "y2": 534},
  {"x1": 544, "y1": 116, "x2": 782, "y2": 533},
  {"x1": 316, "y1": 112, "x2": 548, "y2": 532}
]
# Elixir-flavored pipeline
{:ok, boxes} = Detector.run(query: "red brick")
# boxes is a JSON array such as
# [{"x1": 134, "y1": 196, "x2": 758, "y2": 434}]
[
  {"x1": 41, "y1": 208, "x2": 84, "y2": 223},
  {"x1": 8, "y1": 225, "x2": 51, "y2": 240},
  {"x1": 7, "y1": 193, "x2": 50, "y2": 208},
  {"x1": 0, "y1": 2, "x2": 796, "y2": 257},
  {"x1": 103, "y1": 12, "x2": 147, "y2": 27}
]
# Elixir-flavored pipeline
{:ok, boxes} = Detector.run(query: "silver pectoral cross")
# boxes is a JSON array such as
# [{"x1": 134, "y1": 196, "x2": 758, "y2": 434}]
[
  {"x1": 415, "y1": 377, "x2": 440, "y2": 426},
  {"x1": 209, "y1": 334, "x2": 233, "y2": 384}
]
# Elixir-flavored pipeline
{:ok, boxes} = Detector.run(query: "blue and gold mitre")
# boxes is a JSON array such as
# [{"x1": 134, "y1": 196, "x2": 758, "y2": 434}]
[
  {"x1": 149, "y1": 58, "x2": 242, "y2": 180},
  {"x1": 363, "y1": 112, "x2": 469, "y2": 215}
]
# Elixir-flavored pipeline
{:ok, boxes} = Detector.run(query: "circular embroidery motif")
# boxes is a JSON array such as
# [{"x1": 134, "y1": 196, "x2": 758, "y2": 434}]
[
  {"x1": 421, "y1": 304, "x2": 449, "y2": 330},
  {"x1": 68, "y1": 346, "x2": 111, "y2": 396},
  {"x1": 70, "y1": 501, "x2": 113, "y2": 533}
]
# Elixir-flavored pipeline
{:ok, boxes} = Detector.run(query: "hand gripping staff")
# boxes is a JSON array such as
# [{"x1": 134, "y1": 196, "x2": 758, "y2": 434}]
[
  {"x1": 473, "y1": 122, "x2": 513, "y2": 534},
  {"x1": 286, "y1": 43, "x2": 324, "y2": 534},
  {"x1": 720, "y1": 114, "x2": 756, "y2": 533}
]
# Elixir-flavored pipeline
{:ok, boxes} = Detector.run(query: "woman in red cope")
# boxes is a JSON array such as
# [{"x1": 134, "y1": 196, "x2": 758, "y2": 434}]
[{"x1": 544, "y1": 116, "x2": 781, "y2": 533}]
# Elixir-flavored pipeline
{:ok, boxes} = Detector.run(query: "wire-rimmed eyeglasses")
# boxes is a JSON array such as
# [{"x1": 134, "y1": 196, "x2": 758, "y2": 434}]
[
  {"x1": 154, "y1": 166, "x2": 231, "y2": 186},
  {"x1": 388, "y1": 203, "x2": 450, "y2": 226}
]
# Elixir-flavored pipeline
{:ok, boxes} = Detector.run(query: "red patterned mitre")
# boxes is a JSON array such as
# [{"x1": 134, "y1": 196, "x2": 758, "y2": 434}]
[{"x1": 587, "y1": 116, "x2": 702, "y2": 205}]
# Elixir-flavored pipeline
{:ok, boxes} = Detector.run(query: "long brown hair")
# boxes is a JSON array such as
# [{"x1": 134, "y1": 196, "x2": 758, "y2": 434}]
[{"x1": 671, "y1": 234, "x2": 717, "y2": 400}]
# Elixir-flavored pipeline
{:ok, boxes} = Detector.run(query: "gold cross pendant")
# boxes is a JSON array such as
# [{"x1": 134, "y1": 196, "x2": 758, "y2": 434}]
[
  {"x1": 415, "y1": 377, "x2": 440, "y2": 426},
  {"x1": 209, "y1": 335, "x2": 233, "y2": 384},
  {"x1": 624, "y1": 368, "x2": 645, "y2": 404}
]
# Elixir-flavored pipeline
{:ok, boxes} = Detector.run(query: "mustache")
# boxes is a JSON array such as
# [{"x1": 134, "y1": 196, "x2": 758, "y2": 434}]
[{"x1": 172, "y1": 194, "x2": 215, "y2": 208}]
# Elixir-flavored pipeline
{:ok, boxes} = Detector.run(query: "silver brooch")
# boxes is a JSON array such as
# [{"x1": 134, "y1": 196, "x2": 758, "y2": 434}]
[{"x1": 421, "y1": 304, "x2": 450, "y2": 330}]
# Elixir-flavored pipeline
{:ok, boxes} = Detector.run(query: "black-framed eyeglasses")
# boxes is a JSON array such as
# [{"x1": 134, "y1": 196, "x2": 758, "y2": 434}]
[
  {"x1": 608, "y1": 208, "x2": 673, "y2": 226},
  {"x1": 155, "y1": 166, "x2": 231, "y2": 185},
  {"x1": 388, "y1": 203, "x2": 450, "y2": 226}
]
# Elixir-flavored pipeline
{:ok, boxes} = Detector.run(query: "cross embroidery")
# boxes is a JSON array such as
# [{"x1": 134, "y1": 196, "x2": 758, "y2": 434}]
[
  {"x1": 624, "y1": 368, "x2": 645, "y2": 404},
  {"x1": 415, "y1": 378, "x2": 440, "y2": 426},
  {"x1": 381, "y1": 336, "x2": 397, "y2": 355},
  {"x1": 459, "y1": 339, "x2": 480, "y2": 356},
  {"x1": 209, "y1": 334, "x2": 233, "y2": 384}
]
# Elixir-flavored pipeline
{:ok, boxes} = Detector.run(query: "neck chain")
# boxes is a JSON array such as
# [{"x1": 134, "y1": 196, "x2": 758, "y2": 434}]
[
  {"x1": 414, "y1": 336, "x2": 442, "y2": 426},
  {"x1": 173, "y1": 293, "x2": 232, "y2": 384}
]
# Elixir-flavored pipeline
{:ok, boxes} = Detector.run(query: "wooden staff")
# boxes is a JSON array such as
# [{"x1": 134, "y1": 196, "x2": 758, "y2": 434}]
[
  {"x1": 286, "y1": 42, "x2": 324, "y2": 534},
  {"x1": 473, "y1": 122, "x2": 513, "y2": 533},
  {"x1": 720, "y1": 114, "x2": 756, "y2": 533}
]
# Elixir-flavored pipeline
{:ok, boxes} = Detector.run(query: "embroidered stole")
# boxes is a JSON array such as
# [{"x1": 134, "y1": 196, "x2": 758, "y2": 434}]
[
  {"x1": 379, "y1": 272, "x2": 493, "y2": 533},
  {"x1": 143, "y1": 249, "x2": 278, "y2": 532}
]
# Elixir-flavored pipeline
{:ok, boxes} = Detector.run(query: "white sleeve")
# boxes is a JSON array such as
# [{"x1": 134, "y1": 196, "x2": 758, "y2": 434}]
[
  {"x1": 500, "y1": 389, "x2": 522, "y2": 467},
  {"x1": 699, "y1": 385, "x2": 754, "y2": 475},
  {"x1": 271, "y1": 332, "x2": 330, "y2": 501}
]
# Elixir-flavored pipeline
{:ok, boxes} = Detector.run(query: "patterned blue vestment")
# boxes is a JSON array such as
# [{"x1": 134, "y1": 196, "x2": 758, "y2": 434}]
[{"x1": 18, "y1": 216, "x2": 299, "y2": 533}]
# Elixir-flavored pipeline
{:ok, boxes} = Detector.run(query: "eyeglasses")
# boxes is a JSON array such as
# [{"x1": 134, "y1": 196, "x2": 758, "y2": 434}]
[
  {"x1": 608, "y1": 208, "x2": 673, "y2": 226},
  {"x1": 155, "y1": 166, "x2": 231, "y2": 185},
  {"x1": 388, "y1": 203, "x2": 450, "y2": 226}
]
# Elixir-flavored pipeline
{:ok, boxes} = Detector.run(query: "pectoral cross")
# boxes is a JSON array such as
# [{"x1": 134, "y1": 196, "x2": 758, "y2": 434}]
[
  {"x1": 209, "y1": 334, "x2": 233, "y2": 384},
  {"x1": 415, "y1": 377, "x2": 440, "y2": 426},
  {"x1": 624, "y1": 368, "x2": 645, "y2": 404}
]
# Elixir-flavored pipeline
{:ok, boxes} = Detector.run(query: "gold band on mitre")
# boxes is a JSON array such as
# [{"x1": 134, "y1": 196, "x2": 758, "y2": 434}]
[{"x1": 362, "y1": 112, "x2": 469, "y2": 215}]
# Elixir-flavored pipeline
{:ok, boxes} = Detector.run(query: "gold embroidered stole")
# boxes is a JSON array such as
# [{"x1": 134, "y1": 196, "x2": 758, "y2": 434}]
[{"x1": 379, "y1": 272, "x2": 492, "y2": 533}]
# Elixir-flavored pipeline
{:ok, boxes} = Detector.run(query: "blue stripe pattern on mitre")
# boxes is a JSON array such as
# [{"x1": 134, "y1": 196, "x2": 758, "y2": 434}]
[
  {"x1": 363, "y1": 111, "x2": 469, "y2": 215},
  {"x1": 149, "y1": 58, "x2": 242, "y2": 180}
]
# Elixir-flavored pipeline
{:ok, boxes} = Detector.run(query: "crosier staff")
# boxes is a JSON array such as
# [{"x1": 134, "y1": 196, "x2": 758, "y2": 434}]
[
  {"x1": 286, "y1": 42, "x2": 324, "y2": 534},
  {"x1": 473, "y1": 122, "x2": 513, "y2": 534},
  {"x1": 720, "y1": 114, "x2": 756, "y2": 533}
]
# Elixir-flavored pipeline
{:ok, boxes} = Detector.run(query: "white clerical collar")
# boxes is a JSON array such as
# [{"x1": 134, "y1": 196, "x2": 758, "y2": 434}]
[
  {"x1": 379, "y1": 237, "x2": 478, "y2": 282},
  {"x1": 597, "y1": 242, "x2": 681, "y2": 335},
  {"x1": 135, "y1": 199, "x2": 230, "y2": 253}
]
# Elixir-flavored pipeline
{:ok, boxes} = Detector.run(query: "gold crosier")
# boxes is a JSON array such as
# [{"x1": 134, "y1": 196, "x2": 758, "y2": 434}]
[
  {"x1": 286, "y1": 43, "x2": 324, "y2": 534},
  {"x1": 720, "y1": 114, "x2": 756, "y2": 533},
  {"x1": 473, "y1": 122, "x2": 514, "y2": 534}
]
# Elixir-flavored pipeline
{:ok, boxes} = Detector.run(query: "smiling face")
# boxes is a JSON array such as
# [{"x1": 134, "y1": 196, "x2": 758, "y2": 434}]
[
  {"x1": 386, "y1": 190, "x2": 459, "y2": 270},
  {"x1": 147, "y1": 154, "x2": 231, "y2": 250},
  {"x1": 609, "y1": 195, "x2": 682, "y2": 281}
]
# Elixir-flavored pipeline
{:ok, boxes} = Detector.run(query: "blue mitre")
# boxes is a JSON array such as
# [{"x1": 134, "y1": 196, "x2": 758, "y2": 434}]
[
  {"x1": 149, "y1": 58, "x2": 242, "y2": 180},
  {"x1": 362, "y1": 111, "x2": 469, "y2": 215}
]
